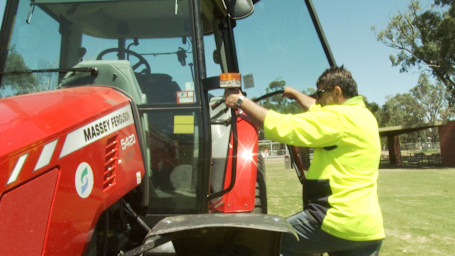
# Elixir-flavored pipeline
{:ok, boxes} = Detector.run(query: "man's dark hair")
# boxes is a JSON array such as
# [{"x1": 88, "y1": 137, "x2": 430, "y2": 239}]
[{"x1": 316, "y1": 65, "x2": 358, "y2": 98}]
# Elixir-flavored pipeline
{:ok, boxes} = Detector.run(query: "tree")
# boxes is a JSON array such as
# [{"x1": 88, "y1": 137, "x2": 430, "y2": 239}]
[
  {"x1": 410, "y1": 73, "x2": 455, "y2": 141},
  {"x1": 373, "y1": 0, "x2": 455, "y2": 101},
  {"x1": 362, "y1": 96, "x2": 382, "y2": 124},
  {"x1": 0, "y1": 45, "x2": 38, "y2": 97},
  {"x1": 258, "y1": 78, "x2": 288, "y2": 113},
  {"x1": 381, "y1": 92, "x2": 423, "y2": 144},
  {"x1": 382, "y1": 93, "x2": 421, "y2": 126},
  {"x1": 256, "y1": 77, "x2": 317, "y2": 114},
  {"x1": 255, "y1": 78, "x2": 315, "y2": 140},
  {"x1": 378, "y1": 73, "x2": 454, "y2": 144}
]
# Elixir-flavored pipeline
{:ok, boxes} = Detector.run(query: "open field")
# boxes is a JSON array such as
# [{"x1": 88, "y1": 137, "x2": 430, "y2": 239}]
[{"x1": 266, "y1": 164, "x2": 455, "y2": 255}]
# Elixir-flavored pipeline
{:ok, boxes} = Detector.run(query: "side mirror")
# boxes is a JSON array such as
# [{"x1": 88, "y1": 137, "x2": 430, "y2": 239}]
[{"x1": 223, "y1": 0, "x2": 254, "y2": 20}]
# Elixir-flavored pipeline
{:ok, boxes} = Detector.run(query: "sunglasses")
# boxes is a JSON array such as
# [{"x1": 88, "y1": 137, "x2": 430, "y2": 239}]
[{"x1": 316, "y1": 88, "x2": 331, "y2": 98}]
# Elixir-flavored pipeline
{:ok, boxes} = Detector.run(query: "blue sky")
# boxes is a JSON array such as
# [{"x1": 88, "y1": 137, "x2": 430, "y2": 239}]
[{"x1": 313, "y1": 0, "x2": 430, "y2": 105}]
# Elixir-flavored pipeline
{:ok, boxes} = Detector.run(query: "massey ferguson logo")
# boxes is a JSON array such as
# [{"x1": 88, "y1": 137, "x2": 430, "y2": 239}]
[
  {"x1": 59, "y1": 105, "x2": 134, "y2": 159},
  {"x1": 75, "y1": 162, "x2": 94, "y2": 198}
]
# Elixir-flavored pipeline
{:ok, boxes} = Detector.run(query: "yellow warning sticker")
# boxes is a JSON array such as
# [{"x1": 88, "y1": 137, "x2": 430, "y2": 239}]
[{"x1": 174, "y1": 115, "x2": 194, "y2": 134}]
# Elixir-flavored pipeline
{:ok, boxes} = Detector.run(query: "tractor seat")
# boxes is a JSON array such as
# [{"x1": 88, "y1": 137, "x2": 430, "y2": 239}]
[{"x1": 136, "y1": 73, "x2": 181, "y2": 104}]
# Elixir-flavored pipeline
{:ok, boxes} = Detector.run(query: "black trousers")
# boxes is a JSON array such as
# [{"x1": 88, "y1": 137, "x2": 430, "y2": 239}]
[{"x1": 280, "y1": 211, "x2": 383, "y2": 256}]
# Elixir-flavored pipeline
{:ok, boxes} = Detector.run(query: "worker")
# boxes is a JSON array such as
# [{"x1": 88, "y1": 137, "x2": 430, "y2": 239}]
[{"x1": 224, "y1": 66, "x2": 384, "y2": 256}]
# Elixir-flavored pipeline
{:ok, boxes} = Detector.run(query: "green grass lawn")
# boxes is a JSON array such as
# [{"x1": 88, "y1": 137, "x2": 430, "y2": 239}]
[{"x1": 266, "y1": 164, "x2": 455, "y2": 255}]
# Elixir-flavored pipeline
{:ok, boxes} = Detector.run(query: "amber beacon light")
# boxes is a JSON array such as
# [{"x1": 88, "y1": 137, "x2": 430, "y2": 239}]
[{"x1": 219, "y1": 73, "x2": 242, "y2": 88}]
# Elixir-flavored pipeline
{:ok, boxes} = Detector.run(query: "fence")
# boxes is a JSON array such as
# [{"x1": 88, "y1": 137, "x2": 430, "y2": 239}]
[
  {"x1": 383, "y1": 142, "x2": 440, "y2": 152},
  {"x1": 259, "y1": 140, "x2": 315, "y2": 166},
  {"x1": 259, "y1": 140, "x2": 287, "y2": 164},
  {"x1": 260, "y1": 140, "x2": 442, "y2": 168},
  {"x1": 261, "y1": 150, "x2": 286, "y2": 164},
  {"x1": 380, "y1": 153, "x2": 442, "y2": 167}
]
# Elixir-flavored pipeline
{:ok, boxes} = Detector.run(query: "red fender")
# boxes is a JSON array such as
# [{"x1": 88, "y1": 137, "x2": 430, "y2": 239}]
[{"x1": 218, "y1": 112, "x2": 259, "y2": 213}]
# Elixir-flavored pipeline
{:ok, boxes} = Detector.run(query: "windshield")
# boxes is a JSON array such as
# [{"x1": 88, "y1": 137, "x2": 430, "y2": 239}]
[
  {"x1": 204, "y1": 0, "x2": 331, "y2": 100},
  {"x1": 0, "y1": 0, "x2": 205, "y2": 214},
  {"x1": 0, "y1": 0, "x2": 196, "y2": 102}
]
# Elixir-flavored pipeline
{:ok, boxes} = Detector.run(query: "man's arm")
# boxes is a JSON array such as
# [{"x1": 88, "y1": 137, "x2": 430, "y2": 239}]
[
  {"x1": 224, "y1": 88, "x2": 342, "y2": 148},
  {"x1": 224, "y1": 89, "x2": 267, "y2": 129},
  {"x1": 282, "y1": 87, "x2": 316, "y2": 111}
]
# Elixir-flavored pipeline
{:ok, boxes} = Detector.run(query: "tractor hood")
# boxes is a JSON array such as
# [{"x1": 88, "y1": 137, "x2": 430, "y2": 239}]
[{"x1": 0, "y1": 87, "x2": 131, "y2": 161}]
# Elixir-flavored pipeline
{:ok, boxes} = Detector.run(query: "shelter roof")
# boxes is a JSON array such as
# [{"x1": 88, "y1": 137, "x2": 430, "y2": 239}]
[{"x1": 379, "y1": 122, "x2": 446, "y2": 137}]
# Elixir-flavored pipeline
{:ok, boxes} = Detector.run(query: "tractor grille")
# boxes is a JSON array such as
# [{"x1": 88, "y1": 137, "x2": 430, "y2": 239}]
[{"x1": 103, "y1": 135, "x2": 119, "y2": 191}]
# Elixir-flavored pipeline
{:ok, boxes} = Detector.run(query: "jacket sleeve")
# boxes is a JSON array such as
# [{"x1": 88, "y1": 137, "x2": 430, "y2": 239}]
[{"x1": 263, "y1": 104, "x2": 343, "y2": 148}]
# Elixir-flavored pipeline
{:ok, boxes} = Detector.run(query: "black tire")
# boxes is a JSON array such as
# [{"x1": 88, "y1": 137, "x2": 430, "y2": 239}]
[{"x1": 252, "y1": 154, "x2": 267, "y2": 213}]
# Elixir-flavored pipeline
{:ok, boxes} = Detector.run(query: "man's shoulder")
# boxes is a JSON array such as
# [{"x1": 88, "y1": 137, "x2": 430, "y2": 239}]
[{"x1": 322, "y1": 102, "x2": 378, "y2": 128}]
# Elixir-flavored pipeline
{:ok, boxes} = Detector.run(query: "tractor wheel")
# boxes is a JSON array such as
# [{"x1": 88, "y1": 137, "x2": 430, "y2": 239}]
[{"x1": 252, "y1": 154, "x2": 267, "y2": 213}]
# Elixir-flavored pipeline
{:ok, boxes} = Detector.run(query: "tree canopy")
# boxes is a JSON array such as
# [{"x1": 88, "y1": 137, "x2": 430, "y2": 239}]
[
  {"x1": 255, "y1": 77, "x2": 315, "y2": 114},
  {"x1": 374, "y1": 73, "x2": 454, "y2": 143},
  {"x1": 0, "y1": 45, "x2": 59, "y2": 98},
  {"x1": 254, "y1": 78, "x2": 315, "y2": 140},
  {"x1": 373, "y1": 0, "x2": 455, "y2": 101},
  {"x1": 0, "y1": 45, "x2": 38, "y2": 97}
]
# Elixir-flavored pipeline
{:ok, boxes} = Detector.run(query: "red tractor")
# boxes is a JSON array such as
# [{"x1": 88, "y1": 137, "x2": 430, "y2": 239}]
[{"x1": 0, "y1": 0, "x2": 335, "y2": 255}]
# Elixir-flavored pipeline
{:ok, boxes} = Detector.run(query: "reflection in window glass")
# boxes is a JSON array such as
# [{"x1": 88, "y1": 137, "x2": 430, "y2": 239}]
[
  {"x1": 0, "y1": 0, "x2": 197, "y2": 104},
  {"x1": 0, "y1": 0, "x2": 61, "y2": 97}
]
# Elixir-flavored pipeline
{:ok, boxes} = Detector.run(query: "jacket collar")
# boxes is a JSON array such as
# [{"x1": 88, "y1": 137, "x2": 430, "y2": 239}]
[{"x1": 342, "y1": 96, "x2": 365, "y2": 107}]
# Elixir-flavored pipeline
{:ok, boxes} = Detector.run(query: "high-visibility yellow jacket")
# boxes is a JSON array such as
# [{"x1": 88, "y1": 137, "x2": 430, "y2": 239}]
[{"x1": 264, "y1": 96, "x2": 385, "y2": 241}]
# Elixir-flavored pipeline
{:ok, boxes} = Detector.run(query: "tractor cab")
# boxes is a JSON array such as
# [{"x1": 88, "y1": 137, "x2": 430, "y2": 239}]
[
  {"x1": 0, "y1": 0, "x2": 333, "y2": 213},
  {"x1": 1, "y1": 0, "x2": 221, "y2": 217},
  {"x1": 0, "y1": 0, "x2": 335, "y2": 254}
]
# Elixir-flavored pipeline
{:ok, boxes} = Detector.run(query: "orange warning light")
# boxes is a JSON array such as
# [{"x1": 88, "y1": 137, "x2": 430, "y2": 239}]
[{"x1": 219, "y1": 73, "x2": 242, "y2": 88}]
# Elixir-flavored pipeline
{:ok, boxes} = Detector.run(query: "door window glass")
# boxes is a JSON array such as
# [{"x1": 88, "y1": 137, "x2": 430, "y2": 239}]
[
  {"x1": 143, "y1": 109, "x2": 202, "y2": 213},
  {"x1": 234, "y1": 0, "x2": 330, "y2": 98}
]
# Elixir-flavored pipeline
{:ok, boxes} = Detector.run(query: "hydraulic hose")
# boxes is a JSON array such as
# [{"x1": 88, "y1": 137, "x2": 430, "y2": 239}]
[{"x1": 123, "y1": 199, "x2": 151, "y2": 233}]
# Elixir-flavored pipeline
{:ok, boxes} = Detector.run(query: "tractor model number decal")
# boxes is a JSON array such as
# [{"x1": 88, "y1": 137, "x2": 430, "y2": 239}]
[
  {"x1": 121, "y1": 134, "x2": 136, "y2": 150},
  {"x1": 59, "y1": 105, "x2": 134, "y2": 158},
  {"x1": 75, "y1": 162, "x2": 94, "y2": 198}
]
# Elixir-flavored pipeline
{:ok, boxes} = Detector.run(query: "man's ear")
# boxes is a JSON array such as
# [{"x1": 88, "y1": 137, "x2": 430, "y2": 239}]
[
  {"x1": 334, "y1": 86, "x2": 342, "y2": 97},
  {"x1": 334, "y1": 86, "x2": 347, "y2": 104}
]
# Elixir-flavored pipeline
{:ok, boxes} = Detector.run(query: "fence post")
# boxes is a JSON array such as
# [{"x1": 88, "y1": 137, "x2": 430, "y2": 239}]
[{"x1": 284, "y1": 155, "x2": 291, "y2": 169}]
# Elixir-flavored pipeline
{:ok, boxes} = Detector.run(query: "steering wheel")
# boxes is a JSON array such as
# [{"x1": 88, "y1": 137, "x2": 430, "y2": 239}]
[{"x1": 96, "y1": 48, "x2": 151, "y2": 74}]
